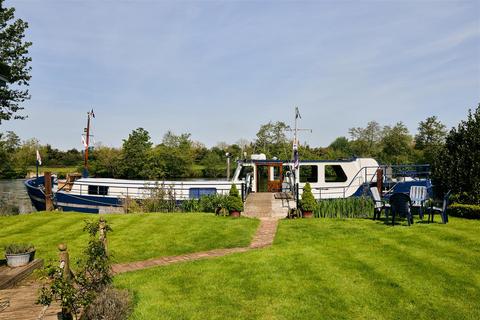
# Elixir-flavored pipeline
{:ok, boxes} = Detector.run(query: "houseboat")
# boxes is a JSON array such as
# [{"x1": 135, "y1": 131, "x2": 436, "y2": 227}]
[
  {"x1": 24, "y1": 108, "x2": 432, "y2": 213},
  {"x1": 24, "y1": 154, "x2": 432, "y2": 214}
]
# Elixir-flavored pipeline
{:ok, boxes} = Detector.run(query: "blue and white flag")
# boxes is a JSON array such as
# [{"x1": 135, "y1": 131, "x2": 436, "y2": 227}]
[{"x1": 293, "y1": 148, "x2": 299, "y2": 169}]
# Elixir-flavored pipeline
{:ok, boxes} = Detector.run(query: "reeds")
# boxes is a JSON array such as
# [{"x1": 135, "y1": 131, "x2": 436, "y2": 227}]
[{"x1": 314, "y1": 196, "x2": 374, "y2": 218}]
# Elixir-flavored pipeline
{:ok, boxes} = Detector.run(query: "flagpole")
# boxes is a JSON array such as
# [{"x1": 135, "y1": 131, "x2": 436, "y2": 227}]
[
  {"x1": 83, "y1": 111, "x2": 91, "y2": 177},
  {"x1": 36, "y1": 160, "x2": 39, "y2": 179}
]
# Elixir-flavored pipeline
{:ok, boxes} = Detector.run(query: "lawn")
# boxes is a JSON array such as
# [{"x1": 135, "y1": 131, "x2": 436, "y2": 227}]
[
  {"x1": 0, "y1": 212, "x2": 259, "y2": 265},
  {"x1": 115, "y1": 217, "x2": 480, "y2": 320}
]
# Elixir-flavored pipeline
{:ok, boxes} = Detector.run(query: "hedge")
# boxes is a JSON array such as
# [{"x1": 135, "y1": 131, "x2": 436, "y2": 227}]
[{"x1": 448, "y1": 203, "x2": 480, "y2": 219}]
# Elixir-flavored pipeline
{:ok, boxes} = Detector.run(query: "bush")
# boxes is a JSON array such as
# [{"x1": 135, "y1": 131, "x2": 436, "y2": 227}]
[
  {"x1": 82, "y1": 286, "x2": 133, "y2": 320},
  {"x1": 198, "y1": 194, "x2": 229, "y2": 213},
  {"x1": 181, "y1": 199, "x2": 201, "y2": 212},
  {"x1": 300, "y1": 183, "x2": 317, "y2": 212},
  {"x1": 226, "y1": 184, "x2": 243, "y2": 213},
  {"x1": 448, "y1": 203, "x2": 480, "y2": 219},
  {"x1": 229, "y1": 184, "x2": 240, "y2": 197},
  {"x1": 226, "y1": 195, "x2": 243, "y2": 212},
  {"x1": 38, "y1": 219, "x2": 112, "y2": 319},
  {"x1": 315, "y1": 196, "x2": 374, "y2": 218}
]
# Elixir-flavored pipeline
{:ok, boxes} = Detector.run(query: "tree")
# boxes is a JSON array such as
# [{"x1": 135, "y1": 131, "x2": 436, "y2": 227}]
[
  {"x1": 120, "y1": 128, "x2": 152, "y2": 179},
  {"x1": 0, "y1": 0, "x2": 32, "y2": 123},
  {"x1": 415, "y1": 116, "x2": 447, "y2": 149},
  {"x1": 414, "y1": 116, "x2": 447, "y2": 164},
  {"x1": 380, "y1": 122, "x2": 413, "y2": 164},
  {"x1": 328, "y1": 136, "x2": 352, "y2": 158},
  {"x1": 432, "y1": 104, "x2": 480, "y2": 204},
  {"x1": 348, "y1": 121, "x2": 383, "y2": 157},
  {"x1": 89, "y1": 146, "x2": 122, "y2": 178},
  {"x1": 254, "y1": 121, "x2": 291, "y2": 159}
]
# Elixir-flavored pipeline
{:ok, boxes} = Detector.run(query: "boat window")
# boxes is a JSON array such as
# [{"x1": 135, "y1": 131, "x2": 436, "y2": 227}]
[
  {"x1": 325, "y1": 165, "x2": 348, "y2": 183},
  {"x1": 300, "y1": 165, "x2": 318, "y2": 183},
  {"x1": 88, "y1": 185, "x2": 109, "y2": 196},
  {"x1": 189, "y1": 188, "x2": 217, "y2": 199},
  {"x1": 238, "y1": 166, "x2": 253, "y2": 180}
]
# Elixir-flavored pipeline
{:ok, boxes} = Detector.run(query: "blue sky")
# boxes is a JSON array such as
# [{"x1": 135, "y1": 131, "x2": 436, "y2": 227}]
[{"x1": 3, "y1": 0, "x2": 479, "y2": 150}]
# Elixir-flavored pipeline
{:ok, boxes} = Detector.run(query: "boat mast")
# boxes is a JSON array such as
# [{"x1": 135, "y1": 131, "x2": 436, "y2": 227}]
[
  {"x1": 83, "y1": 109, "x2": 94, "y2": 177},
  {"x1": 291, "y1": 107, "x2": 311, "y2": 183}
]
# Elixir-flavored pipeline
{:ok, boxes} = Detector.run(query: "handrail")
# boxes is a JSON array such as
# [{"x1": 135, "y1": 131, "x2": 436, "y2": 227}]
[{"x1": 305, "y1": 164, "x2": 430, "y2": 199}]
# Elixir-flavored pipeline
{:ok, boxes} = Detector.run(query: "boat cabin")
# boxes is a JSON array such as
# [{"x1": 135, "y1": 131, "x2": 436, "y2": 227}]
[{"x1": 231, "y1": 155, "x2": 380, "y2": 199}]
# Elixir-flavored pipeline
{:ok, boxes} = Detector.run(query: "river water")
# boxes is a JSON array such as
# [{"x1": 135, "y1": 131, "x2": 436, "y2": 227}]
[{"x1": 0, "y1": 179, "x2": 34, "y2": 213}]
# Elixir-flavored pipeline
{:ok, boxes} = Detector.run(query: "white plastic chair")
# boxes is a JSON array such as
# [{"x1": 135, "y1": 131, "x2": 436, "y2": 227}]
[
  {"x1": 409, "y1": 186, "x2": 427, "y2": 219},
  {"x1": 370, "y1": 187, "x2": 390, "y2": 220}
]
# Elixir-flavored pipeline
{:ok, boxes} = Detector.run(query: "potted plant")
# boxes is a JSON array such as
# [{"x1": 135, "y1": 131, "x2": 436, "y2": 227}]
[
  {"x1": 5, "y1": 243, "x2": 35, "y2": 267},
  {"x1": 227, "y1": 184, "x2": 243, "y2": 217},
  {"x1": 300, "y1": 183, "x2": 317, "y2": 218}
]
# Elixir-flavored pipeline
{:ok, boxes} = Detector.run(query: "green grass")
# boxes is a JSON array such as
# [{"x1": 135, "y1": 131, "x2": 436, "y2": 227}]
[
  {"x1": 115, "y1": 218, "x2": 480, "y2": 320},
  {"x1": 0, "y1": 212, "x2": 259, "y2": 265},
  {"x1": 27, "y1": 165, "x2": 79, "y2": 175}
]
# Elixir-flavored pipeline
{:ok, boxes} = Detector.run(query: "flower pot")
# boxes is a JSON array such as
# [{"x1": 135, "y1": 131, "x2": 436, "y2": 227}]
[
  {"x1": 6, "y1": 252, "x2": 32, "y2": 267},
  {"x1": 302, "y1": 210, "x2": 314, "y2": 218},
  {"x1": 230, "y1": 210, "x2": 241, "y2": 218}
]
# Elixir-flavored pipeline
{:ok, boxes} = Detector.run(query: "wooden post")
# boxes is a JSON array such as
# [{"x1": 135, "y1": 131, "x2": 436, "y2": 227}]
[
  {"x1": 376, "y1": 169, "x2": 383, "y2": 195},
  {"x1": 58, "y1": 243, "x2": 71, "y2": 280},
  {"x1": 99, "y1": 217, "x2": 108, "y2": 255},
  {"x1": 44, "y1": 171, "x2": 54, "y2": 211}
]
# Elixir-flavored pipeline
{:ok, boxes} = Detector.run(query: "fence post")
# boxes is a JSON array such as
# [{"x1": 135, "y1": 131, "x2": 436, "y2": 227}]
[
  {"x1": 44, "y1": 172, "x2": 54, "y2": 211},
  {"x1": 376, "y1": 168, "x2": 383, "y2": 194},
  {"x1": 58, "y1": 243, "x2": 71, "y2": 280},
  {"x1": 241, "y1": 183, "x2": 245, "y2": 202},
  {"x1": 99, "y1": 217, "x2": 108, "y2": 255}
]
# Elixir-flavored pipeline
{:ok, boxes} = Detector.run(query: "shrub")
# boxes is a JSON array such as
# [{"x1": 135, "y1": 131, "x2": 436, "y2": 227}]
[
  {"x1": 82, "y1": 286, "x2": 133, "y2": 320},
  {"x1": 229, "y1": 184, "x2": 240, "y2": 197},
  {"x1": 226, "y1": 195, "x2": 243, "y2": 212},
  {"x1": 198, "y1": 194, "x2": 229, "y2": 213},
  {"x1": 315, "y1": 196, "x2": 374, "y2": 218},
  {"x1": 181, "y1": 199, "x2": 201, "y2": 212},
  {"x1": 448, "y1": 203, "x2": 480, "y2": 219},
  {"x1": 38, "y1": 219, "x2": 113, "y2": 319},
  {"x1": 226, "y1": 184, "x2": 243, "y2": 213},
  {"x1": 300, "y1": 183, "x2": 317, "y2": 212},
  {"x1": 5, "y1": 243, "x2": 34, "y2": 254}
]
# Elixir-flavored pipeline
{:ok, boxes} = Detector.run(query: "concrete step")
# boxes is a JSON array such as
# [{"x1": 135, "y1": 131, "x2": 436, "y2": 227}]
[{"x1": 244, "y1": 193, "x2": 290, "y2": 219}]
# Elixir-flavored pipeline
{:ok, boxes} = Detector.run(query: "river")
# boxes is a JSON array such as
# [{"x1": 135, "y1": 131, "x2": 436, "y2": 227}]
[{"x1": 0, "y1": 179, "x2": 34, "y2": 213}]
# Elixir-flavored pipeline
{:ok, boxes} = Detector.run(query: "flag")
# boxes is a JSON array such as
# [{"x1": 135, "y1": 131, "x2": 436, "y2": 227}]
[
  {"x1": 293, "y1": 148, "x2": 299, "y2": 170},
  {"x1": 36, "y1": 150, "x2": 42, "y2": 165},
  {"x1": 295, "y1": 107, "x2": 301, "y2": 119},
  {"x1": 81, "y1": 135, "x2": 87, "y2": 147},
  {"x1": 90, "y1": 109, "x2": 95, "y2": 118}
]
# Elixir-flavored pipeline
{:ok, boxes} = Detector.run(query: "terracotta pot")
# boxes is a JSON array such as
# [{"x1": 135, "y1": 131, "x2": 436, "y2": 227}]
[
  {"x1": 302, "y1": 210, "x2": 314, "y2": 218},
  {"x1": 230, "y1": 210, "x2": 241, "y2": 218}
]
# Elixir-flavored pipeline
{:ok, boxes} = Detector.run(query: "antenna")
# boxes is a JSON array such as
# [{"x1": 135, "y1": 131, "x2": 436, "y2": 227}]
[{"x1": 286, "y1": 107, "x2": 312, "y2": 182}]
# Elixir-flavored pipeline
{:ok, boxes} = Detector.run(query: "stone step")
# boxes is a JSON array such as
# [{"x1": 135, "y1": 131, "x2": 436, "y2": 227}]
[{"x1": 244, "y1": 192, "x2": 290, "y2": 218}]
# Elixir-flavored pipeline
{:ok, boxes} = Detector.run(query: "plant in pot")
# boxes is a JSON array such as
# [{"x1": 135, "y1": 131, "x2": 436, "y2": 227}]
[
  {"x1": 300, "y1": 183, "x2": 317, "y2": 218},
  {"x1": 227, "y1": 184, "x2": 243, "y2": 217},
  {"x1": 5, "y1": 243, "x2": 35, "y2": 267}
]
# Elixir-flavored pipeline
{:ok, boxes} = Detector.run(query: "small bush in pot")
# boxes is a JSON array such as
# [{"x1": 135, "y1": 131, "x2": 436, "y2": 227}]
[
  {"x1": 5, "y1": 243, "x2": 35, "y2": 267},
  {"x1": 227, "y1": 184, "x2": 243, "y2": 217},
  {"x1": 300, "y1": 183, "x2": 317, "y2": 218}
]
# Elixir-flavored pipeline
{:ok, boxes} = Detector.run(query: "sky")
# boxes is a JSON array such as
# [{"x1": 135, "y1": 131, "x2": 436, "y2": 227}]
[{"x1": 2, "y1": 0, "x2": 479, "y2": 150}]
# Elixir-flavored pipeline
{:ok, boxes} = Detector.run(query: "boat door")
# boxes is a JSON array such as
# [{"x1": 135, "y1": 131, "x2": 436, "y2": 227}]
[{"x1": 256, "y1": 163, "x2": 283, "y2": 192}]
